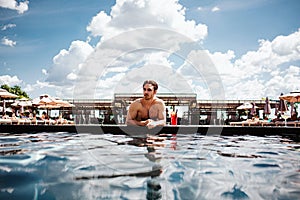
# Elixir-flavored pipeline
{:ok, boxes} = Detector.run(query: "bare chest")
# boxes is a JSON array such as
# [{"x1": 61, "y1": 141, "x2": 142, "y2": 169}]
[{"x1": 137, "y1": 103, "x2": 159, "y2": 120}]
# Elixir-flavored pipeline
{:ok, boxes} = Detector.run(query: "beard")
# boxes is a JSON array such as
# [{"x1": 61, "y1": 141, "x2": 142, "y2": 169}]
[{"x1": 144, "y1": 94, "x2": 151, "y2": 100}]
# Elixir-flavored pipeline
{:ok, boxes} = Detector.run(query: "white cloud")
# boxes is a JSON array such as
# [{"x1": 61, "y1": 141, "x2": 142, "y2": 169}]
[
  {"x1": 208, "y1": 29, "x2": 300, "y2": 100},
  {"x1": 0, "y1": 75, "x2": 54, "y2": 98},
  {"x1": 87, "y1": 0, "x2": 207, "y2": 42},
  {"x1": 271, "y1": 29, "x2": 300, "y2": 57},
  {"x1": 1, "y1": 37, "x2": 16, "y2": 47},
  {"x1": 1, "y1": 23, "x2": 16, "y2": 31},
  {"x1": 235, "y1": 29, "x2": 300, "y2": 77},
  {"x1": 46, "y1": 40, "x2": 94, "y2": 86},
  {"x1": 46, "y1": 0, "x2": 208, "y2": 98},
  {"x1": 86, "y1": 11, "x2": 112, "y2": 38},
  {"x1": 209, "y1": 50, "x2": 235, "y2": 75},
  {"x1": 0, "y1": 75, "x2": 22, "y2": 86},
  {"x1": 282, "y1": 65, "x2": 300, "y2": 91},
  {"x1": 73, "y1": 27, "x2": 205, "y2": 99},
  {"x1": 43, "y1": 0, "x2": 300, "y2": 100},
  {"x1": 66, "y1": 72, "x2": 77, "y2": 81},
  {"x1": 41, "y1": 69, "x2": 48, "y2": 75},
  {"x1": 177, "y1": 49, "x2": 226, "y2": 100},
  {"x1": 0, "y1": 0, "x2": 29, "y2": 14},
  {"x1": 211, "y1": 6, "x2": 220, "y2": 12}
]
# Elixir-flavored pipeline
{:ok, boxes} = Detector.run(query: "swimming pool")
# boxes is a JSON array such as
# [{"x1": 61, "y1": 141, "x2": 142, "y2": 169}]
[{"x1": 0, "y1": 132, "x2": 299, "y2": 199}]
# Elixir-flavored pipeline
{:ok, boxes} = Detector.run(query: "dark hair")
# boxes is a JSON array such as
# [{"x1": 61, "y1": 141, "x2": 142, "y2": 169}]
[{"x1": 143, "y1": 80, "x2": 158, "y2": 90}]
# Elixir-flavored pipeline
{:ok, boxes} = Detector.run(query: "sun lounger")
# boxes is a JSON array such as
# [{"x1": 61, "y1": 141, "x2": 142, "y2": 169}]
[
  {"x1": 275, "y1": 121, "x2": 298, "y2": 127},
  {"x1": 42, "y1": 119, "x2": 54, "y2": 125},
  {"x1": 230, "y1": 120, "x2": 260, "y2": 126},
  {"x1": 18, "y1": 119, "x2": 32, "y2": 125},
  {"x1": 230, "y1": 121, "x2": 243, "y2": 126},
  {"x1": 259, "y1": 120, "x2": 275, "y2": 127},
  {"x1": 0, "y1": 119, "x2": 12, "y2": 125},
  {"x1": 11, "y1": 118, "x2": 19, "y2": 125},
  {"x1": 56, "y1": 118, "x2": 68, "y2": 125},
  {"x1": 29, "y1": 119, "x2": 44, "y2": 125}
]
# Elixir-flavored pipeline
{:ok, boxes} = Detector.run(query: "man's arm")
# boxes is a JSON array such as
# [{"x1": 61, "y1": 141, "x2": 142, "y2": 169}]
[
  {"x1": 126, "y1": 102, "x2": 149, "y2": 126},
  {"x1": 147, "y1": 100, "x2": 166, "y2": 129}
]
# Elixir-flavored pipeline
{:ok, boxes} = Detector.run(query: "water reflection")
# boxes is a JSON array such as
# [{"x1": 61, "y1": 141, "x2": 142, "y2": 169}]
[
  {"x1": 0, "y1": 133, "x2": 300, "y2": 199},
  {"x1": 121, "y1": 133, "x2": 178, "y2": 199},
  {"x1": 145, "y1": 143, "x2": 163, "y2": 200},
  {"x1": 221, "y1": 185, "x2": 249, "y2": 199},
  {"x1": 129, "y1": 134, "x2": 167, "y2": 200}
]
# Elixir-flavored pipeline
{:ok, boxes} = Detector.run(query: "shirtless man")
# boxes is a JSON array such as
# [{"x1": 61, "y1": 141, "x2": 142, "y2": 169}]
[{"x1": 126, "y1": 80, "x2": 166, "y2": 129}]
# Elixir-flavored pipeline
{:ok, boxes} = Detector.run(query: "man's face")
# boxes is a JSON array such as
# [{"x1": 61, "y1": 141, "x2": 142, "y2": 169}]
[{"x1": 143, "y1": 84, "x2": 156, "y2": 100}]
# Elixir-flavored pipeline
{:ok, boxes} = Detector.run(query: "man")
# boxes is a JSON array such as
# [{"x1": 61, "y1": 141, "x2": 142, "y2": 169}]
[{"x1": 126, "y1": 80, "x2": 166, "y2": 129}]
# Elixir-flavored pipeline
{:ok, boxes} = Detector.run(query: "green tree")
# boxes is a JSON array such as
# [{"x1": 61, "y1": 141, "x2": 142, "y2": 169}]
[
  {"x1": 1, "y1": 84, "x2": 10, "y2": 92},
  {"x1": 0, "y1": 84, "x2": 30, "y2": 99}
]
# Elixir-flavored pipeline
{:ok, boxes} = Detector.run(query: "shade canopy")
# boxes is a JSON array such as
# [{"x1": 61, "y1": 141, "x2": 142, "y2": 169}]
[
  {"x1": 279, "y1": 92, "x2": 300, "y2": 103},
  {"x1": 32, "y1": 95, "x2": 74, "y2": 109},
  {"x1": 11, "y1": 98, "x2": 32, "y2": 107},
  {"x1": 237, "y1": 102, "x2": 258, "y2": 110},
  {"x1": 0, "y1": 89, "x2": 18, "y2": 98},
  {"x1": 0, "y1": 89, "x2": 18, "y2": 115}
]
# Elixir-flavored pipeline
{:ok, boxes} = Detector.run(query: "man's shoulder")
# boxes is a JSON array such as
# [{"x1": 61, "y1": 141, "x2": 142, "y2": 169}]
[
  {"x1": 132, "y1": 98, "x2": 143, "y2": 104},
  {"x1": 154, "y1": 97, "x2": 165, "y2": 105}
]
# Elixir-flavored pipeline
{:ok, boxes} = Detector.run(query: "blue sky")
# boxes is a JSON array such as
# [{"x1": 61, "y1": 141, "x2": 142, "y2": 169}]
[{"x1": 1, "y1": 0, "x2": 300, "y2": 100}]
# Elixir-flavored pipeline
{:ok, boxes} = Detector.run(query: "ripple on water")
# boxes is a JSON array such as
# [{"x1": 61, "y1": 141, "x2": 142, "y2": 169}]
[{"x1": 0, "y1": 132, "x2": 299, "y2": 199}]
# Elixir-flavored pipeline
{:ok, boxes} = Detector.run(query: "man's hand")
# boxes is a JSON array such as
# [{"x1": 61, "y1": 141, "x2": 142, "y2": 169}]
[
  {"x1": 146, "y1": 120, "x2": 157, "y2": 129},
  {"x1": 139, "y1": 119, "x2": 152, "y2": 126}
]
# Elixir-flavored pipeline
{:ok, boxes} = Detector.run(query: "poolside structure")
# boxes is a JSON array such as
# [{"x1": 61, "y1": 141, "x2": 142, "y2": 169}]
[
  {"x1": 2, "y1": 93, "x2": 281, "y2": 125},
  {"x1": 64, "y1": 93, "x2": 279, "y2": 125},
  {"x1": 1, "y1": 93, "x2": 299, "y2": 140}
]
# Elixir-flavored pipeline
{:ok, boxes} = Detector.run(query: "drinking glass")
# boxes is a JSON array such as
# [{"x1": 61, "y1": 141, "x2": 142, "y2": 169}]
[{"x1": 282, "y1": 112, "x2": 290, "y2": 127}]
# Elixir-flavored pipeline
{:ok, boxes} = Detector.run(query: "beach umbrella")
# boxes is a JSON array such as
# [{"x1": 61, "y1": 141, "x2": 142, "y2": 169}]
[
  {"x1": 237, "y1": 102, "x2": 258, "y2": 110},
  {"x1": 11, "y1": 97, "x2": 32, "y2": 113},
  {"x1": 53, "y1": 97, "x2": 75, "y2": 108},
  {"x1": 277, "y1": 93, "x2": 288, "y2": 114},
  {"x1": 250, "y1": 102, "x2": 256, "y2": 116},
  {"x1": 0, "y1": 88, "x2": 18, "y2": 115},
  {"x1": 54, "y1": 98, "x2": 75, "y2": 116},
  {"x1": 32, "y1": 94, "x2": 59, "y2": 116},
  {"x1": 279, "y1": 91, "x2": 300, "y2": 117},
  {"x1": 32, "y1": 94, "x2": 57, "y2": 107},
  {"x1": 279, "y1": 91, "x2": 300, "y2": 103},
  {"x1": 264, "y1": 97, "x2": 271, "y2": 115},
  {"x1": 0, "y1": 88, "x2": 18, "y2": 98}
]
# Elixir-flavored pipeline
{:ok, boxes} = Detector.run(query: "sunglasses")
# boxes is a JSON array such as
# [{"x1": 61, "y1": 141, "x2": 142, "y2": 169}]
[{"x1": 143, "y1": 88, "x2": 153, "y2": 92}]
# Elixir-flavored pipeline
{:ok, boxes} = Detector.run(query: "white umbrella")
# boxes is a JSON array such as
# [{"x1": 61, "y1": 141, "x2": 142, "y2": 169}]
[
  {"x1": 237, "y1": 102, "x2": 258, "y2": 110},
  {"x1": 0, "y1": 88, "x2": 18, "y2": 115},
  {"x1": 32, "y1": 95, "x2": 59, "y2": 117},
  {"x1": 53, "y1": 97, "x2": 75, "y2": 108},
  {"x1": 11, "y1": 97, "x2": 32, "y2": 113},
  {"x1": 0, "y1": 89, "x2": 18, "y2": 98},
  {"x1": 32, "y1": 95, "x2": 57, "y2": 107}
]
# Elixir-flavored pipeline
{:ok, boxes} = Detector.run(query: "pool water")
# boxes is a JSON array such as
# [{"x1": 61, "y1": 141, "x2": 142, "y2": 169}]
[{"x1": 0, "y1": 132, "x2": 299, "y2": 200}]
